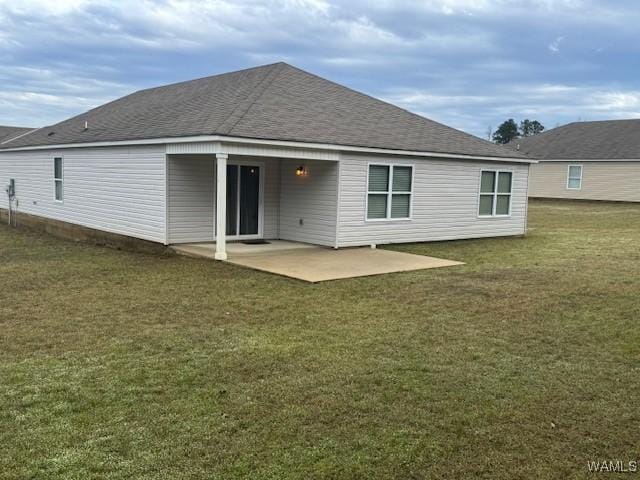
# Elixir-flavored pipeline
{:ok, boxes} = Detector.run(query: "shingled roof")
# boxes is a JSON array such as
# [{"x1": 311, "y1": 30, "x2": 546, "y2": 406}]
[
  {"x1": 2, "y1": 63, "x2": 523, "y2": 159},
  {"x1": 513, "y1": 119, "x2": 640, "y2": 160},
  {"x1": 0, "y1": 125, "x2": 34, "y2": 144}
]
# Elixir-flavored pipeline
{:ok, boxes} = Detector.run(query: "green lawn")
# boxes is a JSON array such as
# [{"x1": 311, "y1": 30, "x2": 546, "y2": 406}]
[{"x1": 1, "y1": 199, "x2": 639, "y2": 479}]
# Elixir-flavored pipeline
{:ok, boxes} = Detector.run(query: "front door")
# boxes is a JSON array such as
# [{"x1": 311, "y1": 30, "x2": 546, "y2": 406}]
[{"x1": 226, "y1": 164, "x2": 261, "y2": 238}]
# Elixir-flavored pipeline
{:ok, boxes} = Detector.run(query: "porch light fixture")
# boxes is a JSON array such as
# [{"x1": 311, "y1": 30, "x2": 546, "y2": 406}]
[{"x1": 295, "y1": 165, "x2": 308, "y2": 176}]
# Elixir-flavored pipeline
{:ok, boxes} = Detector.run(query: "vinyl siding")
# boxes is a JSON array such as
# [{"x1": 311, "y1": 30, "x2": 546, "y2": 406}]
[
  {"x1": 0, "y1": 145, "x2": 166, "y2": 242},
  {"x1": 167, "y1": 155, "x2": 214, "y2": 243},
  {"x1": 166, "y1": 154, "x2": 280, "y2": 243},
  {"x1": 279, "y1": 159, "x2": 338, "y2": 247},
  {"x1": 529, "y1": 161, "x2": 640, "y2": 202},
  {"x1": 337, "y1": 153, "x2": 528, "y2": 247}
]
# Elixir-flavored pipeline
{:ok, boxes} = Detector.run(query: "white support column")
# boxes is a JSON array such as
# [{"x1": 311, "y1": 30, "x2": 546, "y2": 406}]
[{"x1": 215, "y1": 153, "x2": 228, "y2": 260}]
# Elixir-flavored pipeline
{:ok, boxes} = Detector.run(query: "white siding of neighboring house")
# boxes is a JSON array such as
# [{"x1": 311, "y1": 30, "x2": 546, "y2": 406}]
[
  {"x1": 337, "y1": 153, "x2": 529, "y2": 247},
  {"x1": 166, "y1": 154, "x2": 280, "y2": 243},
  {"x1": 0, "y1": 145, "x2": 167, "y2": 243},
  {"x1": 529, "y1": 161, "x2": 640, "y2": 202},
  {"x1": 279, "y1": 159, "x2": 338, "y2": 247}
]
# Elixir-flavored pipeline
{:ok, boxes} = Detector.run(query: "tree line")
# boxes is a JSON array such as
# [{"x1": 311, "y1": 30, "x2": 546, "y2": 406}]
[{"x1": 490, "y1": 119, "x2": 545, "y2": 144}]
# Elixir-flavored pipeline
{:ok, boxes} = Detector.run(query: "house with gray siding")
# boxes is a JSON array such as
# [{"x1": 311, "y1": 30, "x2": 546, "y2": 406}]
[
  {"x1": 0, "y1": 63, "x2": 533, "y2": 260},
  {"x1": 515, "y1": 120, "x2": 640, "y2": 202}
]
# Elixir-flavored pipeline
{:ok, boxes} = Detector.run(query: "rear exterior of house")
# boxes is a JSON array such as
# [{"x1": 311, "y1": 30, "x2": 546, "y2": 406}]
[
  {"x1": 1, "y1": 63, "x2": 533, "y2": 258},
  {"x1": 166, "y1": 150, "x2": 530, "y2": 247},
  {"x1": 516, "y1": 120, "x2": 640, "y2": 202}
]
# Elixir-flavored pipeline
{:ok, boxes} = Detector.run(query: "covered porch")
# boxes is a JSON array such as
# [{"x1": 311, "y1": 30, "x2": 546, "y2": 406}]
[
  {"x1": 166, "y1": 144, "x2": 464, "y2": 282},
  {"x1": 166, "y1": 145, "x2": 340, "y2": 260}
]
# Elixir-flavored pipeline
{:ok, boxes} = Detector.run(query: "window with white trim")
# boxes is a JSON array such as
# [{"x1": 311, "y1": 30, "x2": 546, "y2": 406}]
[
  {"x1": 54, "y1": 157, "x2": 63, "y2": 202},
  {"x1": 479, "y1": 170, "x2": 512, "y2": 216},
  {"x1": 567, "y1": 164, "x2": 582, "y2": 190},
  {"x1": 367, "y1": 164, "x2": 413, "y2": 220}
]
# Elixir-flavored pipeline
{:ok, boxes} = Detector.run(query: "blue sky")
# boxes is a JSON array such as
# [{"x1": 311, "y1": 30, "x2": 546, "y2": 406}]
[{"x1": 1, "y1": 0, "x2": 639, "y2": 138}]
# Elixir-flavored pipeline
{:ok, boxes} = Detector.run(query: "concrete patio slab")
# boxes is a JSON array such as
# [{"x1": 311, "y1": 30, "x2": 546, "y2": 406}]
[
  {"x1": 226, "y1": 247, "x2": 464, "y2": 282},
  {"x1": 172, "y1": 240, "x2": 316, "y2": 259}
]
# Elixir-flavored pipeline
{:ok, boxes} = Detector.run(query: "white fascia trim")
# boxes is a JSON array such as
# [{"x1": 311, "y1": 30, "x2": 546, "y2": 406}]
[
  {"x1": 0, "y1": 134, "x2": 537, "y2": 163},
  {"x1": 537, "y1": 158, "x2": 640, "y2": 162}
]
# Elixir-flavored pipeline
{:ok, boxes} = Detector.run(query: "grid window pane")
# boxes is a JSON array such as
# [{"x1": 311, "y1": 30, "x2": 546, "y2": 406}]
[
  {"x1": 392, "y1": 166, "x2": 412, "y2": 192},
  {"x1": 480, "y1": 171, "x2": 496, "y2": 193},
  {"x1": 497, "y1": 172, "x2": 512, "y2": 193},
  {"x1": 54, "y1": 158, "x2": 63, "y2": 179},
  {"x1": 568, "y1": 166, "x2": 582, "y2": 178},
  {"x1": 479, "y1": 195, "x2": 493, "y2": 215},
  {"x1": 496, "y1": 195, "x2": 510, "y2": 215},
  {"x1": 367, "y1": 194, "x2": 388, "y2": 219},
  {"x1": 55, "y1": 180, "x2": 63, "y2": 201},
  {"x1": 368, "y1": 165, "x2": 389, "y2": 192},
  {"x1": 391, "y1": 194, "x2": 410, "y2": 218},
  {"x1": 568, "y1": 178, "x2": 581, "y2": 189}
]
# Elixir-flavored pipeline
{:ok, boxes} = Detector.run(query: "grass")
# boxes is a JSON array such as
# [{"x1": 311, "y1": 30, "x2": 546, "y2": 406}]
[{"x1": 1, "y1": 199, "x2": 639, "y2": 479}]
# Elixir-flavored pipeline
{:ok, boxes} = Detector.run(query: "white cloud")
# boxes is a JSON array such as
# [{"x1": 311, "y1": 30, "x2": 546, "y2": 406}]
[
  {"x1": 1, "y1": 0, "x2": 91, "y2": 15},
  {"x1": 0, "y1": 61, "x2": 131, "y2": 126},
  {"x1": 0, "y1": 0, "x2": 638, "y2": 133},
  {"x1": 0, "y1": 0, "x2": 500, "y2": 54},
  {"x1": 548, "y1": 36, "x2": 565, "y2": 53},
  {"x1": 591, "y1": 91, "x2": 640, "y2": 111},
  {"x1": 320, "y1": 56, "x2": 386, "y2": 67},
  {"x1": 384, "y1": 90, "x2": 492, "y2": 108},
  {"x1": 378, "y1": 82, "x2": 640, "y2": 136}
]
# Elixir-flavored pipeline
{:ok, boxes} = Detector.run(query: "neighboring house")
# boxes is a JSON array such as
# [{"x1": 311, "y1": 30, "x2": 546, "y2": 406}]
[
  {"x1": 515, "y1": 120, "x2": 640, "y2": 202},
  {"x1": 0, "y1": 63, "x2": 533, "y2": 260},
  {"x1": 0, "y1": 126, "x2": 34, "y2": 144}
]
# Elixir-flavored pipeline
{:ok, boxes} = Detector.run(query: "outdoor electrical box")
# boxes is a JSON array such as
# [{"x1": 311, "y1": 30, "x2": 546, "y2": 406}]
[{"x1": 7, "y1": 179, "x2": 15, "y2": 199}]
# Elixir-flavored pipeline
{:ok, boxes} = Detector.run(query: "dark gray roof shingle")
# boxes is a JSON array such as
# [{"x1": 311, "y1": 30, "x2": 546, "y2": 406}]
[
  {"x1": 0, "y1": 126, "x2": 34, "y2": 144},
  {"x1": 2, "y1": 63, "x2": 523, "y2": 159},
  {"x1": 513, "y1": 119, "x2": 640, "y2": 160}
]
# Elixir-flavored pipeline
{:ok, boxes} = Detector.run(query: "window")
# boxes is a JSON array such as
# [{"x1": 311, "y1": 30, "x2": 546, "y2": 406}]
[
  {"x1": 367, "y1": 164, "x2": 412, "y2": 220},
  {"x1": 479, "y1": 170, "x2": 512, "y2": 216},
  {"x1": 567, "y1": 164, "x2": 582, "y2": 190},
  {"x1": 54, "y1": 157, "x2": 63, "y2": 201}
]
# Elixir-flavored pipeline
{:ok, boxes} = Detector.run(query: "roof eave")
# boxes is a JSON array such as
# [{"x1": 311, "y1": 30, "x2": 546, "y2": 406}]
[
  {"x1": 0, "y1": 134, "x2": 537, "y2": 163},
  {"x1": 533, "y1": 157, "x2": 639, "y2": 162}
]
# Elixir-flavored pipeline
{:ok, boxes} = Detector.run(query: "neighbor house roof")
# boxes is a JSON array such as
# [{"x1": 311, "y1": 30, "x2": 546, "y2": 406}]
[
  {"x1": 0, "y1": 126, "x2": 34, "y2": 144},
  {"x1": 1, "y1": 62, "x2": 524, "y2": 159},
  {"x1": 513, "y1": 119, "x2": 640, "y2": 160}
]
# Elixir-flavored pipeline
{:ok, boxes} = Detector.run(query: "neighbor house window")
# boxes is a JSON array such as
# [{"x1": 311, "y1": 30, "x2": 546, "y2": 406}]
[
  {"x1": 479, "y1": 170, "x2": 512, "y2": 216},
  {"x1": 567, "y1": 165, "x2": 582, "y2": 190},
  {"x1": 367, "y1": 164, "x2": 413, "y2": 220},
  {"x1": 54, "y1": 157, "x2": 63, "y2": 202}
]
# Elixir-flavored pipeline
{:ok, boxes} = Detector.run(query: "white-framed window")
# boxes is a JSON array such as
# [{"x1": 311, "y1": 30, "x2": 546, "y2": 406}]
[
  {"x1": 366, "y1": 164, "x2": 413, "y2": 220},
  {"x1": 567, "y1": 164, "x2": 583, "y2": 190},
  {"x1": 479, "y1": 170, "x2": 512, "y2": 217},
  {"x1": 54, "y1": 157, "x2": 63, "y2": 202}
]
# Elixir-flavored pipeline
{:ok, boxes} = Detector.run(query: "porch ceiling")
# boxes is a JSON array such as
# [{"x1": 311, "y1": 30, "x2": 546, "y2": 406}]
[{"x1": 166, "y1": 140, "x2": 340, "y2": 162}]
